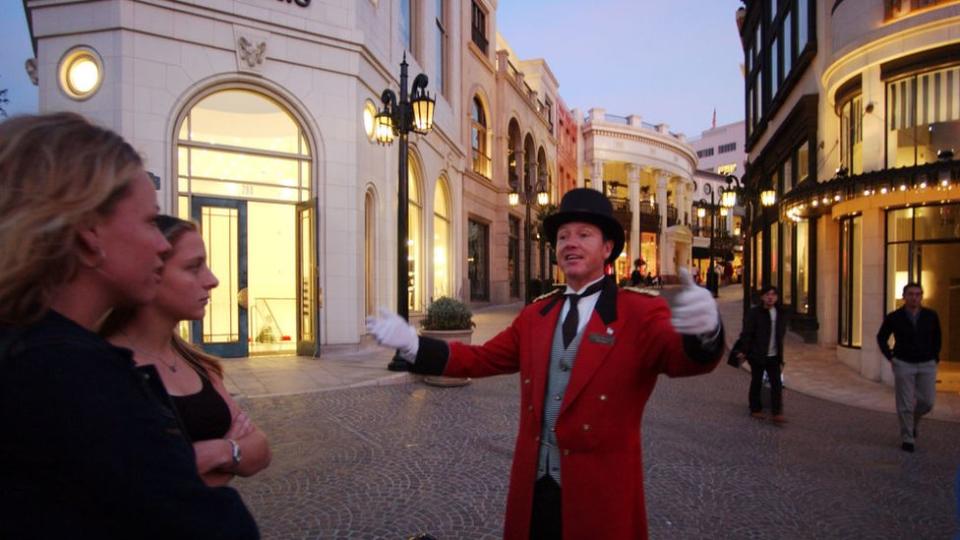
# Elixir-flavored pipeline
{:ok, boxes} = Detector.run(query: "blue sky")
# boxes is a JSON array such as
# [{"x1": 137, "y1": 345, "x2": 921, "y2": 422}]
[
  {"x1": 1, "y1": 0, "x2": 745, "y2": 136},
  {"x1": 496, "y1": 0, "x2": 745, "y2": 137}
]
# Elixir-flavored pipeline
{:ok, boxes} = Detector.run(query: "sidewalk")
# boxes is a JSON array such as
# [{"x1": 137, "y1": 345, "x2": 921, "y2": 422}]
[
  {"x1": 715, "y1": 285, "x2": 960, "y2": 423},
  {"x1": 221, "y1": 302, "x2": 520, "y2": 399},
  {"x1": 222, "y1": 290, "x2": 960, "y2": 423}
]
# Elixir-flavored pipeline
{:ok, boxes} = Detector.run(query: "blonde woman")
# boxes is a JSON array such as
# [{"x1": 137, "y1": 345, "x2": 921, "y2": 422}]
[
  {"x1": 104, "y1": 216, "x2": 271, "y2": 486},
  {"x1": 0, "y1": 113, "x2": 258, "y2": 539}
]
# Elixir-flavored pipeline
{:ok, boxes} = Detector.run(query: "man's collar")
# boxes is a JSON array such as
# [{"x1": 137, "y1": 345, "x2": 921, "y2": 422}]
[{"x1": 564, "y1": 275, "x2": 606, "y2": 296}]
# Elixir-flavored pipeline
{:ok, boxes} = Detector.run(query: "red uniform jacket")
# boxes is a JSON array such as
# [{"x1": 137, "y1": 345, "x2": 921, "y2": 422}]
[{"x1": 411, "y1": 278, "x2": 723, "y2": 539}]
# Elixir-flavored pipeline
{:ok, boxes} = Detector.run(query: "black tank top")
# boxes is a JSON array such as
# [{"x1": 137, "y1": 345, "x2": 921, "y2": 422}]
[{"x1": 169, "y1": 373, "x2": 231, "y2": 443}]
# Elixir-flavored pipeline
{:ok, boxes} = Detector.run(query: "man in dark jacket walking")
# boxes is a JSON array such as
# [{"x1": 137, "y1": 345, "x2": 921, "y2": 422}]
[
  {"x1": 735, "y1": 285, "x2": 788, "y2": 423},
  {"x1": 876, "y1": 282, "x2": 941, "y2": 452}
]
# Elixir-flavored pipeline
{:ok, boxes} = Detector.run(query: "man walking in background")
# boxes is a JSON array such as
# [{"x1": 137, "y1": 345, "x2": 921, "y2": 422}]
[
  {"x1": 877, "y1": 282, "x2": 941, "y2": 453},
  {"x1": 735, "y1": 285, "x2": 787, "y2": 423}
]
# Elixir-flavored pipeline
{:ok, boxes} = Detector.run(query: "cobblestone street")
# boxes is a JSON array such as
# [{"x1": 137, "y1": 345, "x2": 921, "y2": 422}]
[{"x1": 233, "y1": 300, "x2": 960, "y2": 539}]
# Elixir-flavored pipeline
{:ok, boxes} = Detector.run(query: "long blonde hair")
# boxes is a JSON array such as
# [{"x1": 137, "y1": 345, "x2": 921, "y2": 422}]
[
  {"x1": 0, "y1": 113, "x2": 143, "y2": 324},
  {"x1": 100, "y1": 215, "x2": 224, "y2": 379}
]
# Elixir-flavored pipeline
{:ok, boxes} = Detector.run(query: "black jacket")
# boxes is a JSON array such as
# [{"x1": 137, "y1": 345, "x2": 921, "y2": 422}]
[
  {"x1": 0, "y1": 311, "x2": 259, "y2": 539},
  {"x1": 876, "y1": 307, "x2": 941, "y2": 363},
  {"x1": 736, "y1": 305, "x2": 788, "y2": 361}
]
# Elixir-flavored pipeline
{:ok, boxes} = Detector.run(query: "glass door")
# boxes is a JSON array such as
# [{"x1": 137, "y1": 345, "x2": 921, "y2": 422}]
[
  {"x1": 296, "y1": 200, "x2": 318, "y2": 356},
  {"x1": 191, "y1": 197, "x2": 248, "y2": 357}
]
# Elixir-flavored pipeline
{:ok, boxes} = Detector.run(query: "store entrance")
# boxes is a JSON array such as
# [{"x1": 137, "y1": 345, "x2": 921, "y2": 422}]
[{"x1": 918, "y1": 242, "x2": 960, "y2": 391}]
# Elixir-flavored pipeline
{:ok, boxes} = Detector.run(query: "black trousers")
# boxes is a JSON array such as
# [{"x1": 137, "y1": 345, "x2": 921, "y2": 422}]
[
  {"x1": 530, "y1": 475, "x2": 561, "y2": 539},
  {"x1": 749, "y1": 355, "x2": 783, "y2": 415}
]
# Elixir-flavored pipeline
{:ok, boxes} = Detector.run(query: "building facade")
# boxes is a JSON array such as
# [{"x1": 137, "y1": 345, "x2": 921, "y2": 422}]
[
  {"x1": 26, "y1": 0, "x2": 571, "y2": 356},
  {"x1": 740, "y1": 0, "x2": 960, "y2": 387},
  {"x1": 580, "y1": 108, "x2": 698, "y2": 282},
  {"x1": 690, "y1": 120, "x2": 748, "y2": 283}
]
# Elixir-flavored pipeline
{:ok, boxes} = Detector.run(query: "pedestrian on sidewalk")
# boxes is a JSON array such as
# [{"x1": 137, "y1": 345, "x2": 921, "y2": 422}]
[
  {"x1": 734, "y1": 285, "x2": 788, "y2": 423},
  {"x1": 876, "y1": 282, "x2": 941, "y2": 453},
  {"x1": 0, "y1": 113, "x2": 258, "y2": 538},
  {"x1": 367, "y1": 188, "x2": 724, "y2": 540}
]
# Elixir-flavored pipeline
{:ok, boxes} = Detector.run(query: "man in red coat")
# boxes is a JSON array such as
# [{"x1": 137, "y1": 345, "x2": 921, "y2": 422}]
[{"x1": 367, "y1": 188, "x2": 723, "y2": 539}]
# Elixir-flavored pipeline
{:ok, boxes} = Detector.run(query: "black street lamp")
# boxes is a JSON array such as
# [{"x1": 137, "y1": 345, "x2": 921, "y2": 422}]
[
  {"x1": 509, "y1": 181, "x2": 548, "y2": 304},
  {"x1": 697, "y1": 183, "x2": 722, "y2": 298},
  {"x1": 374, "y1": 53, "x2": 436, "y2": 371},
  {"x1": 724, "y1": 174, "x2": 776, "y2": 311}
]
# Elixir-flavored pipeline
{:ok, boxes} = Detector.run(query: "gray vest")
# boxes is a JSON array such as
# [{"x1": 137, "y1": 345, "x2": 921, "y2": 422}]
[{"x1": 536, "y1": 314, "x2": 585, "y2": 485}]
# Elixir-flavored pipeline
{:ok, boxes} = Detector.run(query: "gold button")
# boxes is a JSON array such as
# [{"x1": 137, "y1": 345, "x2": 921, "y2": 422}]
[
  {"x1": 583, "y1": 424, "x2": 590, "y2": 431},
  {"x1": 550, "y1": 427, "x2": 555, "y2": 432},
  {"x1": 528, "y1": 405, "x2": 533, "y2": 411},
  {"x1": 563, "y1": 449, "x2": 570, "y2": 456},
  {"x1": 524, "y1": 378, "x2": 531, "y2": 384},
  {"x1": 599, "y1": 394, "x2": 608, "y2": 401}
]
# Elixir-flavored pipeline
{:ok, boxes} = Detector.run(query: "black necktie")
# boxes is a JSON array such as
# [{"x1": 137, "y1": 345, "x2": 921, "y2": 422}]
[{"x1": 561, "y1": 279, "x2": 605, "y2": 348}]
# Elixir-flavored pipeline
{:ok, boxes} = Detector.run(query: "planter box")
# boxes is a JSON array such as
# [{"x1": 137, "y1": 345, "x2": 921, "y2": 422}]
[{"x1": 420, "y1": 329, "x2": 473, "y2": 387}]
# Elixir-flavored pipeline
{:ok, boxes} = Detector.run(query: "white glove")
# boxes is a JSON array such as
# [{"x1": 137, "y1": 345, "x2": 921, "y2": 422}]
[
  {"x1": 669, "y1": 267, "x2": 720, "y2": 335},
  {"x1": 365, "y1": 307, "x2": 419, "y2": 359}
]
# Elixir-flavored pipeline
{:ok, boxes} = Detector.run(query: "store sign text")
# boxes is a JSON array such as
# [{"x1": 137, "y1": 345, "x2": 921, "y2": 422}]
[{"x1": 278, "y1": 0, "x2": 310, "y2": 7}]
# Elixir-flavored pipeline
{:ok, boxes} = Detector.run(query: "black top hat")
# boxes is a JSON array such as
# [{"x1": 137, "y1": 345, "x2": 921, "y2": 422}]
[{"x1": 543, "y1": 188, "x2": 625, "y2": 264}]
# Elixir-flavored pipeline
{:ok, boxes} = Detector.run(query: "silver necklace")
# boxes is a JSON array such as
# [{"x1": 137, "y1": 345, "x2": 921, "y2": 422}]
[{"x1": 120, "y1": 331, "x2": 178, "y2": 373}]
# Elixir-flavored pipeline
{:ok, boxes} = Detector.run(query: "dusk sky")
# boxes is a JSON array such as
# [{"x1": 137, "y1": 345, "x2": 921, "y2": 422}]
[{"x1": 1, "y1": 0, "x2": 745, "y2": 137}]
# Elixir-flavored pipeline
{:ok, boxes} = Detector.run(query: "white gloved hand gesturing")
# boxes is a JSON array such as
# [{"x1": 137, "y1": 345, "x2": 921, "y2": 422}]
[
  {"x1": 669, "y1": 267, "x2": 720, "y2": 336},
  {"x1": 365, "y1": 307, "x2": 419, "y2": 359}
]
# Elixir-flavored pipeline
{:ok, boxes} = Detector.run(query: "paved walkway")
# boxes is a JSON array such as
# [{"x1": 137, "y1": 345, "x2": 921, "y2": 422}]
[{"x1": 221, "y1": 287, "x2": 960, "y2": 422}]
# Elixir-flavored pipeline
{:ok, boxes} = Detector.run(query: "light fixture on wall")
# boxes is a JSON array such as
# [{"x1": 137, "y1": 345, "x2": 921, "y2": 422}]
[
  {"x1": 760, "y1": 189, "x2": 777, "y2": 207},
  {"x1": 58, "y1": 47, "x2": 103, "y2": 100}
]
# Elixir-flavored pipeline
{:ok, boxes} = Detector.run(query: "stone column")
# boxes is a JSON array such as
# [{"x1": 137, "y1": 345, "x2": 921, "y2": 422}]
[
  {"x1": 591, "y1": 159, "x2": 604, "y2": 192},
  {"x1": 656, "y1": 171, "x2": 669, "y2": 232},
  {"x1": 573, "y1": 108, "x2": 584, "y2": 188},
  {"x1": 656, "y1": 171, "x2": 670, "y2": 276},
  {"x1": 627, "y1": 164, "x2": 641, "y2": 265}
]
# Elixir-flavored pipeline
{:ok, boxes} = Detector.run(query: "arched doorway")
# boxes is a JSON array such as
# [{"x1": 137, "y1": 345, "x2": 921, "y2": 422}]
[{"x1": 175, "y1": 88, "x2": 316, "y2": 358}]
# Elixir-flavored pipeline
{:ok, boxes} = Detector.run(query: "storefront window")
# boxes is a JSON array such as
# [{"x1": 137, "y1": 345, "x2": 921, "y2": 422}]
[
  {"x1": 839, "y1": 216, "x2": 863, "y2": 347},
  {"x1": 468, "y1": 219, "x2": 489, "y2": 301},
  {"x1": 885, "y1": 204, "x2": 960, "y2": 365},
  {"x1": 770, "y1": 222, "x2": 779, "y2": 290},
  {"x1": 408, "y1": 161, "x2": 422, "y2": 312},
  {"x1": 796, "y1": 141, "x2": 809, "y2": 185},
  {"x1": 783, "y1": 221, "x2": 793, "y2": 305},
  {"x1": 432, "y1": 178, "x2": 450, "y2": 300},
  {"x1": 887, "y1": 64, "x2": 960, "y2": 168},
  {"x1": 755, "y1": 230, "x2": 763, "y2": 292},
  {"x1": 508, "y1": 216, "x2": 520, "y2": 298},
  {"x1": 840, "y1": 95, "x2": 863, "y2": 175},
  {"x1": 797, "y1": 220, "x2": 810, "y2": 314}
]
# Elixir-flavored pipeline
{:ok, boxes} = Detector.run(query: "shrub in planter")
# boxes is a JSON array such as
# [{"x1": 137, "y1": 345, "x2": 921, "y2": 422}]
[
  {"x1": 420, "y1": 297, "x2": 474, "y2": 387},
  {"x1": 420, "y1": 297, "x2": 475, "y2": 331}
]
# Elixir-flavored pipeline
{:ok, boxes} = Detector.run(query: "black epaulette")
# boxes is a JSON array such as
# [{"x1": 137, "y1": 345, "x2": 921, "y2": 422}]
[{"x1": 622, "y1": 286, "x2": 660, "y2": 297}]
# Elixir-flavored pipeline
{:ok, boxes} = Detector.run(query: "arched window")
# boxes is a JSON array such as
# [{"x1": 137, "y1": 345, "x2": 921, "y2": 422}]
[
  {"x1": 408, "y1": 155, "x2": 423, "y2": 312},
  {"x1": 471, "y1": 96, "x2": 490, "y2": 178},
  {"x1": 433, "y1": 177, "x2": 451, "y2": 299},
  {"x1": 176, "y1": 88, "x2": 313, "y2": 357},
  {"x1": 364, "y1": 189, "x2": 376, "y2": 317}
]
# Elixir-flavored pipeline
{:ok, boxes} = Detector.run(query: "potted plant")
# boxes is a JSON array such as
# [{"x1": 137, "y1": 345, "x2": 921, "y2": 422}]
[{"x1": 420, "y1": 296, "x2": 475, "y2": 387}]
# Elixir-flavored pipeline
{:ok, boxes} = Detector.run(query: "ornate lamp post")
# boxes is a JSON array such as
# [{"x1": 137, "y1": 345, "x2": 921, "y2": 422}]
[
  {"x1": 724, "y1": 174, "x2": 776, "y2": 311},
  {"x1": 374, "y1": 53, "x2": 436, "y2": 371},
  {"x1": 509, "y1": 181, "x2": 548, "y2": 304}
]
